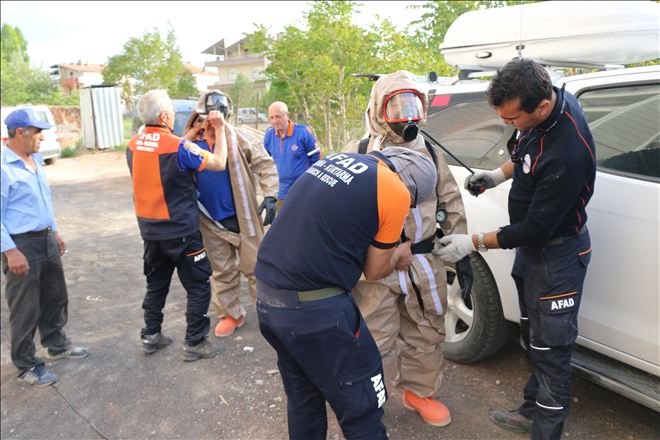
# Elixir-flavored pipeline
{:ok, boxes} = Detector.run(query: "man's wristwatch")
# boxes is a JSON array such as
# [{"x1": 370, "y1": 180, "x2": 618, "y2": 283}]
[{"x1": 477, "y1": 232, "x2": 488, "y2": 252}]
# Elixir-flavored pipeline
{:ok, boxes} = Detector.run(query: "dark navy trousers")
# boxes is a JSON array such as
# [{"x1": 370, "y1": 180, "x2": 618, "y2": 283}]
[
  {"x1": 256, "y1": 281, "x2": 388, "y2": 440},
  {"x1": 142, "y1": 230, "x2": 212, "y2": 345},
  {"x1": 512, "y1": 231, "x2": 591, "y2": 440}
]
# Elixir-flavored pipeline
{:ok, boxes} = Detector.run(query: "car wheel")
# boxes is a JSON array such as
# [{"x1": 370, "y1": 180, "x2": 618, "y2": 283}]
[
  {"x1": 44, "y1": 158, "x2": 56, "y2": 165},
  {"x1": 237, "y1": 118, "x2": 244, "y2": 124},
  {"x1": 442, "y1": 252, "x2": 513, "y2": 363}
]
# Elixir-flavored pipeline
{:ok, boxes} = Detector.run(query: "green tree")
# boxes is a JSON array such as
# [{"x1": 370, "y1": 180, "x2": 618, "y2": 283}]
[
  {"x1": 1, "y1": 24, "x2": 76, "y2": 106},
  {"x1": 229, "y1": 72, "x2": 255, "y2": 121},
  {"x1": 103, "y1": 26, "x2": 197, "y2": 109}
]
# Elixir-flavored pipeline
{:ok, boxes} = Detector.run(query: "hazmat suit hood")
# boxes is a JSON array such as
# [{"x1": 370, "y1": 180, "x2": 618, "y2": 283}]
[{"x1": 366, "y1": 70, "x2": 427, "y2": 151}]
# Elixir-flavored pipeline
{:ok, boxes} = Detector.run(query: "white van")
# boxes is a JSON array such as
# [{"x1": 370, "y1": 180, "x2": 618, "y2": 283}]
[
  {"x1": 1, "y1": 105, "x2": 62, "y2": 164},
  {"x1": 236, "y1": 107, "x2": 268, "y2": 125}
]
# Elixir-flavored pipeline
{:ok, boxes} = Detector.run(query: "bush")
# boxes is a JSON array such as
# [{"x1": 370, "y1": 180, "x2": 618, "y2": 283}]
[{"x1": 60, "y1": 147, "x2": 78, "y2": 158}]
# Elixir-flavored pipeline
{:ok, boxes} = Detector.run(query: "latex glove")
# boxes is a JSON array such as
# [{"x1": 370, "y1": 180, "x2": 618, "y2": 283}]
[
  {"x1": 464, "y1": 168, "x2": 506, "y2": 196},
  {"x1": 434, "y1": 234, "x2": 475, "y2": 263},
  {"x1": 455, "y1": 256, "x2": 474, "y2": 301},
  {"x1": 258, "y1": 196, "x2": 277, "y2": 226}
]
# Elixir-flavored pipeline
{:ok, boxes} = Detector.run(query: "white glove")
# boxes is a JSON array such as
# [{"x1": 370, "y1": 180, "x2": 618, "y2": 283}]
[
  {"x1": 433, "y1": 234, "x2": 476, "y2": 263},
  {"x1": 464, "y1": 168, "x2": 506, "y2": 191}
]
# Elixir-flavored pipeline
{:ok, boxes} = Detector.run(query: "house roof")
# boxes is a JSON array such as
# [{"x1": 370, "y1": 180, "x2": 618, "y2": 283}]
[
  {"x1": 52, "y1": 63, "x2": 105, "y2": 73},
  {"x1": 202, "y1": 36, "x2": 250, "y2": 56}
]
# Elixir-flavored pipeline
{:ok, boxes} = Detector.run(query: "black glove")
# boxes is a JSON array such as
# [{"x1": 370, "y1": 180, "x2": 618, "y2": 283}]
[
  {"x1": 258, "y1": 196, "x2": 277, "y2": 226},
  {"x1": 456, "y1": 256, "x2": 474, "y2": 302}
]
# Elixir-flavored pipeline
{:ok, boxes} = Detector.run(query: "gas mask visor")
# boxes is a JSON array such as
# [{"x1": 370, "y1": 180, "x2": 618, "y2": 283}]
[
  {"x1": 382, "y1": 90, "x2": 426, "y2": 123},
  {"x1": 195, "y1": 92, "x2": 230, "y2": 118}
]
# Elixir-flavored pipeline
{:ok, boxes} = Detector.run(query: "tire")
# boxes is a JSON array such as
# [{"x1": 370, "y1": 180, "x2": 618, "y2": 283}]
[
  {"x1": 442, "y1": 252, "x2": 513, "y2": 363},
  {"x1": 237, "y1": 118, "x2": 244, "y2": 125},
  {"x1": 44, "y1": 158, "x2": 56, "y2": 165}
]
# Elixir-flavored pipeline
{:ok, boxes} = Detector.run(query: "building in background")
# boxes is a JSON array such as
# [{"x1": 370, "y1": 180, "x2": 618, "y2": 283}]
[
  {"x1": 50, "y1": 62, "x2": 105, "y2": 96},
  {"x1": 202, "y1": 37, "x2": 270, "y2": 93}
]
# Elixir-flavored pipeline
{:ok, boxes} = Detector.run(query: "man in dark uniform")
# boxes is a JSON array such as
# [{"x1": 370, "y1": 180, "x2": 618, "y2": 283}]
[
  {"x1": 255, "y1": 147, "x2": 437, "y2": 439},
  {"x1": 127, "y1": 89, "x2": 228, "y2": 361},
  {"x1": 436, "y1": 58, "x2": 596, "y2": 440}
]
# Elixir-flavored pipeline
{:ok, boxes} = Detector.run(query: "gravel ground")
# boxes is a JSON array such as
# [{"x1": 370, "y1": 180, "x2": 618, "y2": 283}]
[{"x1": 1, "y1": 150, "x2": 658, "y2": 440}]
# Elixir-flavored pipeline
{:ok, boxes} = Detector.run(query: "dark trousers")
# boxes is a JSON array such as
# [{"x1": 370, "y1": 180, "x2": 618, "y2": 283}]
[
  {"x1": 256, "y1": 280, "x2": 388, "y2": 440},
  {"x1": 512, "y1": 231, "x2": 591, "y2": 440},
  {"x1": 142, "y1": 231, "x2": 212, "y2": 346},
  {"x1": 2, "y1": 233, "x2": 69, "y2": 374}
]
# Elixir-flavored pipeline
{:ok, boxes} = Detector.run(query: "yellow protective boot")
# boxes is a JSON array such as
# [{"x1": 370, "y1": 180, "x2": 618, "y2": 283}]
[
  {"x1": 214, "y1": 315, "x2": 245, "y2": 337},
  {"x1": 402, "y1": 389, "x2": 452, "y2": 427}
]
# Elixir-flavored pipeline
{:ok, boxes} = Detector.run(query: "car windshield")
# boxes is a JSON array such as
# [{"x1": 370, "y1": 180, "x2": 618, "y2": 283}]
[
  {"x1": 173, "y1": 111, "x2": 192, "y2": 137},
  {"x1": 34, "y1": 110, "x2": 49, "y2": 123}
]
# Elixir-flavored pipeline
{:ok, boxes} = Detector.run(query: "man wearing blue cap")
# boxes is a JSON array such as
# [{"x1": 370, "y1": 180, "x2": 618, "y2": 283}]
[{"x1": 1, "y1": 107, "x2": 88, "y2": 387}]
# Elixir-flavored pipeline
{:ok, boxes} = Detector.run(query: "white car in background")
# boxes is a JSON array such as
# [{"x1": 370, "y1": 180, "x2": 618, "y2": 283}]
[
  {"x1": 1, "y1": 105, "x2": 61, "y2": 164},
  {"x1": 422, "y1": 1, "x2": 660, "y2": 411}
]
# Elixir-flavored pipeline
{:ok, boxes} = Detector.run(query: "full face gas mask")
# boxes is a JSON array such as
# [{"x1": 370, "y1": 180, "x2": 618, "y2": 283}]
[
  {"x1": 195, "y1": 91, "x2": 231, "y2": 119},
  {"x1": 382, "y1": 90, "x2": 426, "y2": 142}
]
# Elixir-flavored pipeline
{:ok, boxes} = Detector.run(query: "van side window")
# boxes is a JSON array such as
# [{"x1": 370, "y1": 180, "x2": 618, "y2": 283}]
[{"x1": 578, "y1": 84, "x2": 659, "y2": 181}]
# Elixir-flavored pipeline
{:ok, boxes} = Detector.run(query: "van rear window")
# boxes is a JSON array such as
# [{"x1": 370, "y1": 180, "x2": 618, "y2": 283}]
[{"x1": 425, "y1": 92, "x2": 511, "y2": 170}]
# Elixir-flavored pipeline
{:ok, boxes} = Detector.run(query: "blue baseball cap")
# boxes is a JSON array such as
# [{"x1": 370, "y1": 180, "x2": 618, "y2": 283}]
[{"x1": 4, "y1": 108, "x2": 53, "y2": 130}]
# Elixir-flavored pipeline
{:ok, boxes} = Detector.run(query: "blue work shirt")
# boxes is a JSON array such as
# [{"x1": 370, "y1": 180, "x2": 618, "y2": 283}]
[
  {"x1": 1, "y1": 147, "x2": 57, "y2": 252},
  {"x1": 194, "y1": 134, "x2": 236, "y2": 221},
  {"x1": 264, "y1": 122, "x2": 320, "y2": 200}
]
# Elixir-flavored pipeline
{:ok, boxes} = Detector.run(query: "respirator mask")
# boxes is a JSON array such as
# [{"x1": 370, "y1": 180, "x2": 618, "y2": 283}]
[
  {"x1": 383, "y1": 90, "x2": 426, "y2": 142},
  {"x1": 195, "y1": 91, "x2": 231, "y2": 119}
]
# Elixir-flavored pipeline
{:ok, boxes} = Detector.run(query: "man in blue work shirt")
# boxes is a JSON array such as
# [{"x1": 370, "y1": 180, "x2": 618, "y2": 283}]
[
  {"x1": 265, "y1": 101, "x2": 321, "y2": 204},
  {"x1": 1, "y1": 108, "x2": 88, "y2": 387}
]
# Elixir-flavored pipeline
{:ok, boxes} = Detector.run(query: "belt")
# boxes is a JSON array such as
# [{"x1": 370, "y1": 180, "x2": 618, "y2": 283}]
[
  {"x1": 11, "y1": 227, "x2": 51, "y2": 239},
  {"x1": 410, "y1": 236, "x2": 435, "y2": 254},
  {"x1": 256, "y1": 280, "x2": 345, "y2": 307},
  {"x1": 545, "y1": 225, "x2": 587, "y2": 246}
]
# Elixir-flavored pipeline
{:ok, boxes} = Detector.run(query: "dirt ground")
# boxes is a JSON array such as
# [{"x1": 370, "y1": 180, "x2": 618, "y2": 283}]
[{"x1": 1, "y1": 150, "x2": 658, "y2": 440}]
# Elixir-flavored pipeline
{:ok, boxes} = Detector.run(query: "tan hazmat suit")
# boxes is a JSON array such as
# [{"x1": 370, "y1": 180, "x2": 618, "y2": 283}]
[
  {"x1": 196, "y1": 120, "x2": 279, "y2": 320},
  {"x1": 346, "y1": 71, "x2": 467, "y2": 398}
]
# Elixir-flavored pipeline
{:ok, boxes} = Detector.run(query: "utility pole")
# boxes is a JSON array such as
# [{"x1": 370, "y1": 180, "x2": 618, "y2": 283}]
[{"x1": 255, "y1": 89, "x2": 260, "y2": 129}]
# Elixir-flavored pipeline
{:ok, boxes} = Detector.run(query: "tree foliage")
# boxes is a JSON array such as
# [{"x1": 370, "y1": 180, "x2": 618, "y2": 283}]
[
  {"x1": 245, "y1": 1, "x2": 517, "y2": 152},
  {"x1": 229, "y1": 72, "x2": 255, "y2": 120},
  {"x1": 103, "y1": 26, "x2": 197, "y2": 109},
  {"x1": 1, "y1": 24, "x2": 78, "y2": 106}
]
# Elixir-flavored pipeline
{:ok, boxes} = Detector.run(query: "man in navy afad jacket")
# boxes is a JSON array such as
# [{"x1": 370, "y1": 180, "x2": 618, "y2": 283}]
[{"x1": 436, "y1": 59, "x2": 596, "y2": 440}]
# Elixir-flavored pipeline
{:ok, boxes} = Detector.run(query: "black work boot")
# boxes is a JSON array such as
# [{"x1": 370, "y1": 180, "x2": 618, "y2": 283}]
[
  {"x1": 490, "y1": 409, "x2": 533, "y2": 433},
  {"x1": 142, "y1": 332, "x2": 173, "y2": 354},
  {"x1": 181, "y1": 339, "x2": 224, "y2": 362}
]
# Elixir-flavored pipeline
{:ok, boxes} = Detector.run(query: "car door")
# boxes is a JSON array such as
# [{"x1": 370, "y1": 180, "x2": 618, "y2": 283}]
[{"x1": 561, "y1": 68, "x2": 660, "y2": 374}]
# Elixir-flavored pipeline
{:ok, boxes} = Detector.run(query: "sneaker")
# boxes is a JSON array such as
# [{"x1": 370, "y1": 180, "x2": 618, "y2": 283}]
[
  {"x1": 45, "y1": 346, "x2": 89, "y2": 360},
  {"x1": 142, "y1": 332, "x2": 173, "y2": 354},
  {"x1": 214, "y1": 315, "x2": 245, "y2": 337},
  {"x1": 490, "y1": 409, "x2": 533, "y2": 433},
  {"x1": 18, "y1": 365, "x2": 58, "y2": 387},
  {"x1": 182, "y1": 339, "x2": 224, "y2": 362},
  {"x1": 402, "y1": 389, "x2": 452, "y2": 427}
]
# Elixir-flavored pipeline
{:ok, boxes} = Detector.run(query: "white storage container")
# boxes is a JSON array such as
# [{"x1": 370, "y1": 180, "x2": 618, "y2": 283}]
[{"x1": 440, "y1": 1, "x2": 660, "y2": 71}]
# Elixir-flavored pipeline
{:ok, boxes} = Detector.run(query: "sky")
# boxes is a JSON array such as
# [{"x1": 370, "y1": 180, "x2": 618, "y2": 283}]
[{"x1": 1, "y1": 1, "x2": 424, "y2": 69}]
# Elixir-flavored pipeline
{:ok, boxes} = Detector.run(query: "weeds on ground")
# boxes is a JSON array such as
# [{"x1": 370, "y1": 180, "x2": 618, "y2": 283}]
[
  {"x1": 60, "y1": 147, "x2": 78, "y2": 158},
  {"x1": 111, "y1": 143, "x2": 128, "y2": 152}
]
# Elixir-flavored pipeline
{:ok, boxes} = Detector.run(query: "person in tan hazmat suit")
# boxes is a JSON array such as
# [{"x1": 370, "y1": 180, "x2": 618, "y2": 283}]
[
  {"x1": 347, "y1": 70, "x2": 470, "y2": 427},
  {"x1": 184, "y1": 91, "x2": 279, "y2": 338}
]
